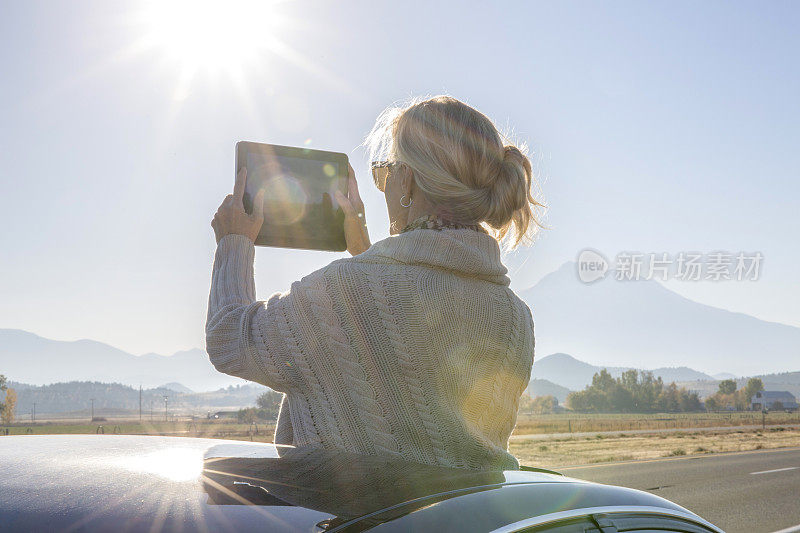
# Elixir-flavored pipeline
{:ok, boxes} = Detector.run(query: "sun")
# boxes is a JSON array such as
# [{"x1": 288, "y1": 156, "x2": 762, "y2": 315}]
[{"x1": 138, "y1": 0, "x2": 286, "y2": 76}]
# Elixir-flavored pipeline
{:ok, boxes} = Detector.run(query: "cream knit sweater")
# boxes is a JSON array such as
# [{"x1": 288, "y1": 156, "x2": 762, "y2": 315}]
[{"x1": 206, "y1": 228, "x2": 535, "y2": 470}]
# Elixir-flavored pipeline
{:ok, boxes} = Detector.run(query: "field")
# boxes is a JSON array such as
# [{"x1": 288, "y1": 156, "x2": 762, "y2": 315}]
[
  {"x1": 3, "y1": 411, "x2": 800, "y2": 468},
  {"x1": 511, "y1": 427, "x2": 800, "y2": 467},
  {"x1": 512, "y1": 411, "x2": 800, "y2": 434},
  {"x1": 0, "y1": 418, "x2": 276, "y2": 440}
]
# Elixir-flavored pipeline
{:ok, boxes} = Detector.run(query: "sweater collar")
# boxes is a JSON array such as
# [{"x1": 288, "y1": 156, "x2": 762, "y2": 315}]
[{"x1": 357, "y1": 227, "x2": 510, "y2": 286}]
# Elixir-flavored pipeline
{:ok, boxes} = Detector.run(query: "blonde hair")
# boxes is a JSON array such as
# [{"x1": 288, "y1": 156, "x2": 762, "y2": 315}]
[{"x1": 365, "y1": 95, "x2": 545, "y2": 249}]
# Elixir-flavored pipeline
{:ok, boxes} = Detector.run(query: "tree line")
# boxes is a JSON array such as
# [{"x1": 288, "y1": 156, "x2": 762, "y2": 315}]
[
  {"x1": 0, "y1": 378, "x2": 269, "y2": 417},
  {"x1": 1, "y1": 375, "x2": 17, "y2": 423},
  {"x1": 566, "y1": 369, "x2": 702, "y2": 413},
  {"x1": 236, "y1": 390, "x2": 283, "y2": 423},
  {"x1": 704, "y1": 378, "x2": 763, "y2": 411}
]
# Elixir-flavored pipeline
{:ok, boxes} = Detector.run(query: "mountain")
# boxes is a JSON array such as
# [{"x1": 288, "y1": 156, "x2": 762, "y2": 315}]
[
  {"x1": 752, "y1": 371, "x2": 800, "y2": 386},
  {"x1": 526, "y1": 378, "x2": 572, "y2": 404},
  {"x1": 713, "y1": 373, "x2": 737, "y2": 380},
  {"x1": 520, "y1": 262, "x2": 800, "y2": 376},
  {"x1": 2, "y1": 380, "x2": 267, "y2": 416},
  {"x1": 0, "y1": 329, "x2": 243, "y2": 391},
  {"x1": 531, "y1": 353, "x2": 619, "y2": 391},
  {"x1": 159, "y1": 382, "x2": 194, "y2": 394},
  {"x1": 651, "y1": 367, "x2": 714, "y2": 383},
  {"x1": 675, "y1": 372, "x2": 800, "y2": 400},
  {"x1": 530, "y1": 353, "x2": 714, "y2": 392}
]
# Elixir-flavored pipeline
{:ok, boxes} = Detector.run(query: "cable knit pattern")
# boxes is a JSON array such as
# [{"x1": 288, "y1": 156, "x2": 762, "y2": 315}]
[
  {"x1": 272, "y1": 301, "x2": 326, "y2": 448},
  {"x1": 485, "y1": 292, "x2": 526, "y2": 443},
  {"x1": 206, "y1": 230, "x2": 535, "y2": 471},
  {"x1": 304, "y1": 275, "x2": 400, "y2": 456},
  {"x1": 365, "y1": 268, "x2": 435, "y2": 463}
]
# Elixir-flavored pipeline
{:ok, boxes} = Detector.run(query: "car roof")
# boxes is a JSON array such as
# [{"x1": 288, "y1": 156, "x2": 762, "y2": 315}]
[{"x1": 0, "y1": 435, "x2": 714, "y2": 532}]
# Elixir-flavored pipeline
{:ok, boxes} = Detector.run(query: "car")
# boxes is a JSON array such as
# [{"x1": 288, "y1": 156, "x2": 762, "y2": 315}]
[{"x1": 0, "y1": 435, "x2": 723, "y2": 532}]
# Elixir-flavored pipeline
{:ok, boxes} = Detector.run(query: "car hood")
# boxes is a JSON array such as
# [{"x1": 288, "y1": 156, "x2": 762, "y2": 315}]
[{"x1": 0, "y1": 435, "x2": 704, "y2": 532}]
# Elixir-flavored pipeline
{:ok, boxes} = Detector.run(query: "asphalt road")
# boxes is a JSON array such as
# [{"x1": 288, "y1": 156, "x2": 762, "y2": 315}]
[{"x1": 560, "y1": 447, "x2": 800, "y2": 533}]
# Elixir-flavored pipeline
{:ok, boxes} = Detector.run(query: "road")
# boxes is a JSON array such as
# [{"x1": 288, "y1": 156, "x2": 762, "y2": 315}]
[{"x1": 560, "y1": 447, "x2": 800, "y2": 533}]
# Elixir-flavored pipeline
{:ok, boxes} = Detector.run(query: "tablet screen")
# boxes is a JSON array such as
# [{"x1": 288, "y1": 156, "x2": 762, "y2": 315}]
[{"x1": 239, "y1": 142, "x2": 347, "y2": 251}]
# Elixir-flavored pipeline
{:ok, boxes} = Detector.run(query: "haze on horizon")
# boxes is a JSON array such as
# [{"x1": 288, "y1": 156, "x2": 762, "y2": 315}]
[{"x1": 1, "y1": 1, "x2": 798, "y2": 372}]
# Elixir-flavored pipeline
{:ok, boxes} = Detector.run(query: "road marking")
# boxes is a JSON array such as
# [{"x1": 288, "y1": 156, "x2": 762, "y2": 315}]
[
  {"x1": 750, "y1": 466, "x2": 798, "y2": 475},
  {"x1": 771, "y1": 524, "x2": 800, "y2": 533}
]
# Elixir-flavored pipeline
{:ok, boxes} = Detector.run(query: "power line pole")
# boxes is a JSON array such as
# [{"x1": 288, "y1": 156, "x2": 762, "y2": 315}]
[
  {"x1": 139, "y1": 385, "x2": 142, "y2": 422},
  {"x1": 33, "y1": 402, "x2": 36, "y2": 423},
  {"x1": 91, "y1": 398, "x2": 94, "y2": 421},
  {"x1": 163, "y1": 395, "x2": 168, "y2": 422}
]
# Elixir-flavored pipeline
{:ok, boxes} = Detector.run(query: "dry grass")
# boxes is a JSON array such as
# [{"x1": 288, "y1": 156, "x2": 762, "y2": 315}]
[
  {"x1": 5, "y1": 414, "x2": 800, "y2": 469},
  {"x1": 511, "y1": 411, "x2": 800, "y2": 435},
  {"x1": 510, "y1": 427, "x2": 800, "y2": 468},
  {"x1": 1, "y1": 419, "x2": 276, "y2": 440}
]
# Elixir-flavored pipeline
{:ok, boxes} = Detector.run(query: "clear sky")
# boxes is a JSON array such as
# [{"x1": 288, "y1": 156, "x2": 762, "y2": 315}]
[{"x1": 1, "y1": 0, "x2": 798, "y2": 357}]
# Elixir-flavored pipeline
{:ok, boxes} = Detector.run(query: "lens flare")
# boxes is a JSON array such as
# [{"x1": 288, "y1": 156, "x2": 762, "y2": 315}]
[{"x1": 138, "y1": 0, "x2": 286, "y2": 75}]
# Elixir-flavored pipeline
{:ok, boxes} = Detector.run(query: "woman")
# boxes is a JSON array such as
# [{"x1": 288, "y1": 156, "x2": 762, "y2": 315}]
[{"x1": 207, "y1": 95, "x2": 544, "y2": 471}]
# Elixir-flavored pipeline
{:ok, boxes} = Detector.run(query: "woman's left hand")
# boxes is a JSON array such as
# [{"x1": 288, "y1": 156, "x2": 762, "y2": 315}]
[
  {"x1": 211, "y1": 168, "x2": 266, "y2": 244},
  {"x1": 335, "y1": 163, "x2": 371, "y2": 256}
]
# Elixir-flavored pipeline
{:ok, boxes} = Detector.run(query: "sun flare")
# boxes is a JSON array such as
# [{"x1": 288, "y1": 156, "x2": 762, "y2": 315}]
[
  {"x1": 139, "y1": 0, "x2": 285, "y2": 75},
  {"x1": 113, "y1": 448, "x2": 204, "y2": 482}
]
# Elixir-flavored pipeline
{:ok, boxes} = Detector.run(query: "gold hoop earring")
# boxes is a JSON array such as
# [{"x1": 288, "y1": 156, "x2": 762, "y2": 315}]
[{"x1": 400, "y1": 194, "x2": 413, "y2": 208}]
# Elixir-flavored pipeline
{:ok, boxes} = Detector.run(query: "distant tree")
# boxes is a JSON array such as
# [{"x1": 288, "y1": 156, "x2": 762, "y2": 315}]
[
  {"x1": 715, "y1": 393, "x2": 737, "y2": 410},
  {"x1": 256, "y1": 390, "x2": 283, "y2": 417},
  {"x1": 704, "y1": 396, "x2": 719, "y2": 411},
  {"x1": 237, "y1": 390, "x2": 284, "y2": 422},
  {"x1": 657, "y1": 383, "x2": 681, "y2": 412},
  {"x1": 741, "y1": 378, "x2": 764, "y2": 408},
  {"x1": 705, "y1": 378, "x2": 765, "y2": 412},
  {"x1": 518, "y1": 393, "x2": 535, "y2": 414},
  {"x1": 567, "y1": 369, "x2": 698, "y2": 413},
  {"x1": 531, "y1": 395, "x2": 557, "y2": 414},
  {"x1": 0, "y1": 374, "x2": 6, "y2": 416},
  {"x1": 718, "y1": 379, "x2": 737, "y2": 395},
  {"x1": 1, "y1": 388, "x2": 16, "y2": 424},
  {"x1": 237, "y1": 407, "x2": 259, "y2": 424},
  {"x1": 679, "y1": 390, "x2": 702, "y2": 412}
]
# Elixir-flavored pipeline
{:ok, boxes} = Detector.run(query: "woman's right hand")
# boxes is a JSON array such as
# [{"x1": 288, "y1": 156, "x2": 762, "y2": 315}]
[{"x1": 335, "y1": 164, "x2": 371, "y2": 256}]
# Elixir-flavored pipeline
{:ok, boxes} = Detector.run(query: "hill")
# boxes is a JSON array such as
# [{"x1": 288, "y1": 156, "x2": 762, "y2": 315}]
[
  {"x1": 526, "y1": 378, "x2": 571, "y2": 404},
  {"x1": 530, "y1": 353, "x2": 715, "y2": 392},
  {"x1": 0, "y1": 329, "x2": 243, "y2": 391},
  {"x1": 520, "y1": 262, "x2": 800, "y2": 376},
  {"x1": 1, "y1": 380, "x2": 267, "y2": 417},
  {"x1": 159, "y1": 382, "x2": 194, "y2": 394}
]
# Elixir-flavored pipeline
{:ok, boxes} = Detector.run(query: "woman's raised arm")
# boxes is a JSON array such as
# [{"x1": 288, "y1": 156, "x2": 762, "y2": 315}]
[{"x1": 206, "y1": 169, "x2": 292, "y2": 391}]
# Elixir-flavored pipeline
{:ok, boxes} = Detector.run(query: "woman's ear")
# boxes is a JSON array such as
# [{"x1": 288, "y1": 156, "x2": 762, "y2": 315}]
[{"x1": 400, "y1": 165, "x2": 415, "y2": 199}]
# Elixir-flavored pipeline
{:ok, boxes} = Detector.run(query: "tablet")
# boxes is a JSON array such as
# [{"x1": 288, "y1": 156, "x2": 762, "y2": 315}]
[{"x1": 236, "y1": 141, "x2": 348, "y2": 251}]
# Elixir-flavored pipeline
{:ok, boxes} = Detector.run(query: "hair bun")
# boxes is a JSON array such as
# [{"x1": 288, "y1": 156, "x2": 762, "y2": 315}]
[
  {"x1": 365, "y1": 95, "x2": 545, "y2": 248},
  {"x1": 481, "y1": 145, "x2": 532, "y2": 226}
]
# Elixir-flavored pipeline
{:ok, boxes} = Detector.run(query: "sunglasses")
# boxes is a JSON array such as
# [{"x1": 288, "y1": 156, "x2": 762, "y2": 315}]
[{"x1": 370, "y1": 160, "x2": 401, "y2": 192}]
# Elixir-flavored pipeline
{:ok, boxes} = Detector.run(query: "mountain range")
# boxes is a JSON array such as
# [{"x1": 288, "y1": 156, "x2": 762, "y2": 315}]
[
  {"x1": 0, "y1": 329, "x2": 242, "y2": 391},
  {"x1": 2, "y1": 261, "x2": 798, "y2": 393},
  {"x1": 527, "y1": 353, "x2": 800, "y2": 401},
  {"x1": 519, "y1": 262, "x2": 800, "y2": 376},
  {"x1": 529, "y1": 352, "x2": 714, "y2": 392},
  {"x1": 4, "y1": 380, "x2": 266, "y2": 417}
]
